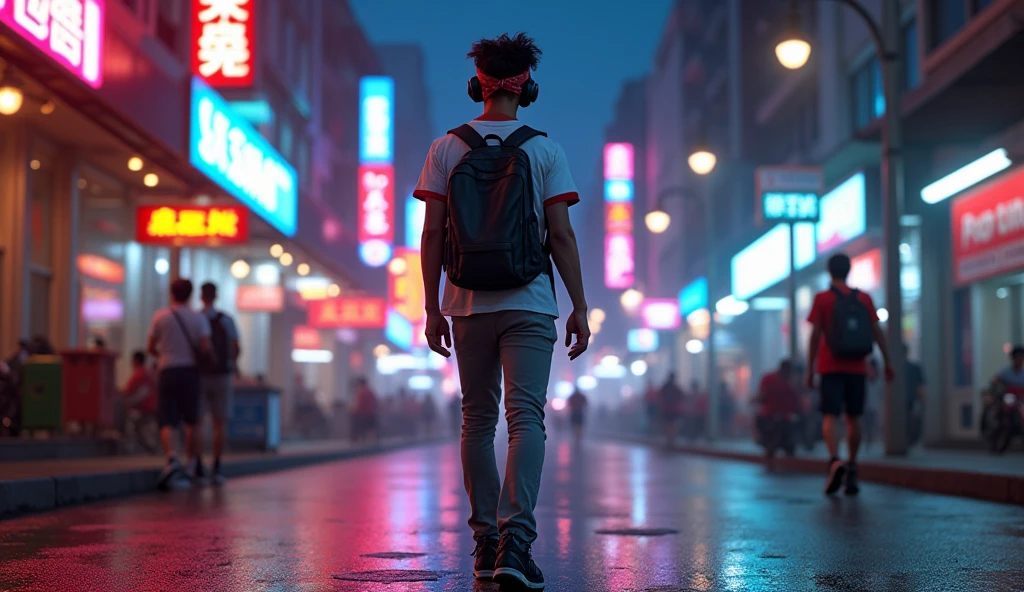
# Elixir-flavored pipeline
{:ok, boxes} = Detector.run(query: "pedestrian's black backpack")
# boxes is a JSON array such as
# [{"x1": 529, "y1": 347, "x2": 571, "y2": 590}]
[
  {"x1": 208, "y1": 312, "x2": 232, "y2": 374},
  {"x1": 826, "y1": 287, "x2": 875, "y2": 359},
  {"x1": 444, "y1": 124, "x2": 551, "y2": 291}
]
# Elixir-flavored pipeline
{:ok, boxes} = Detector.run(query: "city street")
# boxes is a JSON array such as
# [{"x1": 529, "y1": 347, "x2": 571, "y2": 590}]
[{"x1": 2, "y1": 438, "x2": 1023, "y2": 591}]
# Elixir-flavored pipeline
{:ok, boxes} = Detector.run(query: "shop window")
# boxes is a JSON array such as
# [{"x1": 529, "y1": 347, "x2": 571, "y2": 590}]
[
  {"x1": 931, "y1": 0, "x2": 967, "y2": 49},
  {"x1": 851, "y1": 57, "x2": 883, "y2": 129}
]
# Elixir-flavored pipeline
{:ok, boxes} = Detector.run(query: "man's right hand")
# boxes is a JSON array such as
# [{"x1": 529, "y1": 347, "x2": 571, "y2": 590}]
[
  {"x1": 425, "y1": 311, "x2": 451, "y2": 358},
  {"x1": 565, "y1": 308, "x2": 591, "y2": 361}
]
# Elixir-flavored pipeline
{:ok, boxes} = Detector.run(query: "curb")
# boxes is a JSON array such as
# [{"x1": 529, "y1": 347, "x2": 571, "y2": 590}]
[
  {"x1": 608, "y1": 433, "x2": 1024, "y2": 505},
  {"x1": 0, "y1": 439, "x2": 443, "y2": 519}
]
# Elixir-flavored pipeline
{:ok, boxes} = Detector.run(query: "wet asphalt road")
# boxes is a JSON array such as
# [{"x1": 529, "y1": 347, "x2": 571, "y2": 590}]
[{"x1": 1, "y1": 438, "x2": 1024, "y2": 592}]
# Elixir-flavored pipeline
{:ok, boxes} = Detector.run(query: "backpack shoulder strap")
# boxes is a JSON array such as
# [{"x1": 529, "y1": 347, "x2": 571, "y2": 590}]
[
  {"x1": 503, "y1": 125, "x2": 547, "y2": 149},
  {"x1": 447, "y1": 124, "x2": 486, "y2": 150}
]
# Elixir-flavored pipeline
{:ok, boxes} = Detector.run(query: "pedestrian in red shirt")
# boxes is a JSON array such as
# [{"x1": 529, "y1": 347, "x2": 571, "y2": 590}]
[
  {"x1": 122, "y1": 350, "x2": 157, "y2": 414},
  {"x1": 806, "y1": 253, "x2": 894, "y2": 496},
  {"x1": 755, "y1": 360, "x2": 802, "y2": 458}
]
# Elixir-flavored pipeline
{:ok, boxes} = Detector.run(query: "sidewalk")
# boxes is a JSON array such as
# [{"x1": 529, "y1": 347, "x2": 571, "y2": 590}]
[
  {"x1": 0, "y1": 437, "x2": 442, "y2": 518},
  {"x1": 605, "y1": 431, "x2": 1024, "y2": 505}
]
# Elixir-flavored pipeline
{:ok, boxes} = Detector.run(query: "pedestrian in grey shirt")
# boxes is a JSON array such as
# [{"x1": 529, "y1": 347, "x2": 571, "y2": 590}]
[
  {"x1": 147, "y1": 279, "x2": 212, "y2": 490},
  {"x1": 197, "y1": 282, "x2": 240, "y2": 485}
]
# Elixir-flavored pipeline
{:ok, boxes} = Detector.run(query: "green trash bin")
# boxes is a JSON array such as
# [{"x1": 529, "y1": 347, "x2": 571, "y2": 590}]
[{"x1": 20, "y1": 355, "x2": 63, "y2": 430}]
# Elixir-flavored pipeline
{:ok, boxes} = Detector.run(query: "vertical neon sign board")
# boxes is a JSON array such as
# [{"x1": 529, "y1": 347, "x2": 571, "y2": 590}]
[
  {"x1": 189, "y1": 76, "x2": 298, "y2": 236},
  {"x1": 0, "y1": 0, "x2": 104, "y2": 88},
  {"x1": 359, "y1": 76, "x2": 395, "y2": 266},
  {"x1": 604, "y1": 142, "x2": 634, "y2": 289},
  {"x1": 191, "y1": 0, "x2": 255, "y2": 87}
]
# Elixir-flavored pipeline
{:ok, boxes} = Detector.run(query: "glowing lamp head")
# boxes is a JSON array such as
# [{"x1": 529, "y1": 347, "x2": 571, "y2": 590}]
[
  {"x1": 620, "y1": 288, "x2": 645, "y2": 314},
  {"x1": 327, "y1": 283, "x2": 341, "y2": 297},
  {"x1": 373, "y1": 344, "x2": 391, "y2": 358},
  {"x1": 588, "y1": 308, "x2": 606, "y2": 324},
  {"x1": 230, "y1": 259, "x2": 250, "y2": 279},
  {"x1": 688, "y1": 149, "x2": 717, "y2": 175},
  {"x1": 40, "y1": 101, "x2": 56, "y2": 115},
  {"x1": 645, "y1": 209, "x2": 671, "y2": 234},
  {"x1": 279, "y1": 252, "x2": 293, "y2": 267},
  {"x1": 388, "y1": 257, "x2": 408, "y2": 276},
  {"x1": 270, "y1": 243, "x2": 284, "y2": 258},
  {"x1": 776, "y1": 38, "x2": 812, "y2": 70},
  {"x1": 143, "y1": 173, "x2": 159, "y2": 187},
  {"x1": 128, "y1": 156, "x2": 144, "y2": 171},
  {"x1": 297, "y1": 263, "x2": 311, "y2": 276},
  {"x1": 0, "y1": 84, "x2": 23, "y2": 116}
]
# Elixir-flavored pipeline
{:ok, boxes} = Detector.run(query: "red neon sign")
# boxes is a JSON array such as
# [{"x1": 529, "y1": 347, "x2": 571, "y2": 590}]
[
  {"x1": 77, "y1": 254, "x2": 125, "y2": 284},
  {"x1": 358, "y1": 164, "x2": 395, "y2": 245},
  {"x1": 292, "y1": 326, "x2": 321, "y2": 350},
  {"x1": 236, "y1": 285, "x2": 284, "y2": 312},
  {"x1": 136, "y1": 205, "x2": 249, "y2": 246},
  {"x1": 307, "y1": 298, "x2": 387, "y2": 329},
  {"x1": 388, "y1": 248, "x2": 424, "y2": 324},
  {"x1": 191, "y1": 0, "x2": 255, "y2": 87}
]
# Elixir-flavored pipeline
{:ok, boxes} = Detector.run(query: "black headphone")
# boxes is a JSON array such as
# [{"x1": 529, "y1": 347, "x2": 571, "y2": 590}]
[{"x1": 467, "y1": 75, "x2": 540, "y2": 108}]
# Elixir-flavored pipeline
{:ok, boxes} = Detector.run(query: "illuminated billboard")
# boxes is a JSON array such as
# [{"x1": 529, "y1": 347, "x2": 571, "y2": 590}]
[
  {"x1": 307, "y1": 297, "x2": 387, "y2": 329},
  {"x1": 359, "y1": 76, "x2": 394, "y2": 164},
  {"x1": 388, "y1": 248, "x2": 424, "y2": 324},
  {"x1": 604, "y1": 142, "x2": 634, "y2": 289},
  {"x1": 189, "y1": 76, "x2": 297, "y2": 236},
  {"x1": 135, "y1": 205, "x2": 249, "y2": 246},
  {"x1": 191, "y1": 0, "x2": 254, "y2": 87},
  {"x1": 0, "y1": 0, "x2": 104, "y2": 88},
  {"x1": 357, "y1": 164, "x2": 395, "y2": 267}
]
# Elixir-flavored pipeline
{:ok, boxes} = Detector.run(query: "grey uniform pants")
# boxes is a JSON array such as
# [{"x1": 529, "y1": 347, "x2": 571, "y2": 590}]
[{"x1": 452, "y1": 310, "x2": 557, "y2": 543}]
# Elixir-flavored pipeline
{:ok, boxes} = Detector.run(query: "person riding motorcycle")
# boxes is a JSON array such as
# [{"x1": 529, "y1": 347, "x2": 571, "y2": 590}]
[{"x1": 982, "y1": 345, "x2": 1024, "y2": 453}]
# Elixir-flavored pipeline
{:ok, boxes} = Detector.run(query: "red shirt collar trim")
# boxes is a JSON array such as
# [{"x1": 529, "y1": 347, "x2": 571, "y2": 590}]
[{"x1": 474, "y1": 113, "x2": 518, "y2": 121}]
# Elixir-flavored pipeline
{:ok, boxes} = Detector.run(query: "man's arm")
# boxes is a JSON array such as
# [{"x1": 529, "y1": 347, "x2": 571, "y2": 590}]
[
  {"x1": 546, "y1": 201, "x2": 590, "y2": 360},
  {"x1": 421, "y1": 198, "x2": 452, "y2": 358},
  {"x1": 146, "y1": 318, "x2": 159, "y2": 358},
  {"x1": 806, "y1": 326, "x2": 821, "y2": 378}
]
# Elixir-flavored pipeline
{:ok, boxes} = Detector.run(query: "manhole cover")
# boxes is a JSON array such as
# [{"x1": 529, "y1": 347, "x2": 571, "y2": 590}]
[
  {"x1": 759, "y1": 553, "x2": 787, "y2": 559},
  {"x1": 360, "y1": 552, "x2": 427, "y2": 559},
  {"x1": 332, "y1": 570, "x2": 447, "y2": 583},
  {"x1": 595, "y1": 527, "x2": 679, "y2": 537}
]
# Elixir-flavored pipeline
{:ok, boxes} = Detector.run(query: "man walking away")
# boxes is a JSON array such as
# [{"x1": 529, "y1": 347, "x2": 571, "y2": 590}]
[
  {"x1": 416, "y1": 32, "x2": 589, "y2": 590},
  {"x1": 198, "y1": 282, "x2": 240, "y2": 485},
  {"x1": 659, "y1": 373, "x2": 685, "y2": 448},
  {"x1": 806, "y1": 253, "x2": 894, "y2": 496},
  {"x1": 147, "y1": 279, "x2": 212, "y2": 490}
]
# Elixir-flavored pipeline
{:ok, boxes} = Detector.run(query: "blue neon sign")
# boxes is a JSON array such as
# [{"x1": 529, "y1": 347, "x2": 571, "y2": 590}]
[
  {"x1": 604, "y1": 179, "x2": 634, "y2": 202},
  {"x1": 385, "y1": 309, "x2": 413, "y2": 351},
  {"x1": 189, "y1": 77, "x2": 298, "y2": 237},
  {"x1": 679, "y1": 276, "x2": 708, "y2": 317},
  {"x1": 627, "y1": 329, "x2": 660, "y2": 353},
  {"x1": 359, "y1": 76, "x2": 395, "y2": 164},
  {"x1": 406, "y1": 196, "x2": 425, "y2": 249}
]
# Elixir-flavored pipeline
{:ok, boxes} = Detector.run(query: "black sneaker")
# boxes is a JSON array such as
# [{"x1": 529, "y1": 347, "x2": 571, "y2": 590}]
[
  {"x1": 824, "y1": 459, "x2": 845, "y2": 495},
  {"x1": 844, "y1": 462, "x2": 860, "y2": 496},
  {"x1": 157, "y1": 458, "x2": 183, "y2": 491},
  {"x1": 493, "y1": 532, "x2": 545, "y2": 590},
  {"x1": 471, "y1": 537, "x2": 498, "y2": 579},
  {"x1": 189, "y1": 458, "x2": 207, "y2": 484}
]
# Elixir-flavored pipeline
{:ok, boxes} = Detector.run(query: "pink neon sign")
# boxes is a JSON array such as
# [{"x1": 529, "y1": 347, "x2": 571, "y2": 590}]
[
  {"x1": 0, "y1": 0, "x2": 105, "y2": 88},
  {"x1": 641, "y1": 299, "x2": 681, "y2": 330},
  {"x1": 603, "y1": 143, "x2": 634, "y2": 180},
  {"x1": 604, "y1": 233, "x2": 634, "y2": 289}
]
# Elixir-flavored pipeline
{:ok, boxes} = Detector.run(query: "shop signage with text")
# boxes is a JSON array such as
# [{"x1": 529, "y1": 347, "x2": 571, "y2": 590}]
[
  {"x1": 292, "y1": 326, "x2": 321, "y2": 350},
  {"x1": 307, "y1": 297, "x2": 387, "y2": 329},
  {"x1": 77, "y1": 254, "x2": 124, "y2": 283},
  {"x1": 236, "y1": 285, "x2": 283, "y2": 312},
  {"x1": 604, "y1": 142, "x2": 634, "y2": 289},
  {"x1": 189, "y1": 76, "x2": 297, "y2": 236},
  {"x1": 388, "y1": 248, "x2": 424, "y2": 324},
  {"x1": 755, "y1": 166, "x2": 822, "y2": 225},
  {"x1": 951, "y1": 166, "x2": 1024, "y2": 285},
  {"x1": 0, "y1": 0, "x2": 104, "y2": 88},
  {"x1": 135, "y1": 205, "x2": 248, "y2": 246},
  {"x1": 191, "y1": 0, "x2": 254, "y2": 87},
  {"x1": 358, "y1": 164, "x2": 395, "y2": 267}
]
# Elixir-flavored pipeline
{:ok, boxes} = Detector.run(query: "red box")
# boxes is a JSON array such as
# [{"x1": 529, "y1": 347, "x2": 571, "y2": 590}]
[{"x1": 61, "y1": 350, "x2": 118, "y2": 429}]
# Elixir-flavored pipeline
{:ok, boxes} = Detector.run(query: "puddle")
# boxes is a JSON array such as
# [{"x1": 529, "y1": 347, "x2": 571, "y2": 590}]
[{"x1": 332, "y1": 569, "x2": 448, "y2": 583}]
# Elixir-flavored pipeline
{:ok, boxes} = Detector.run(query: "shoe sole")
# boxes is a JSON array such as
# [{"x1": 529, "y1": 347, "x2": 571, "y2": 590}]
[
  {"x1": 473, "y1": 569, "x2": 494, "y2": 579},
  {"x1": 493, "y1": 567, "x2": 545, "y2": 589},
  {"x1": 824, "y1": 464, "x2": 846, "y2": 495}
]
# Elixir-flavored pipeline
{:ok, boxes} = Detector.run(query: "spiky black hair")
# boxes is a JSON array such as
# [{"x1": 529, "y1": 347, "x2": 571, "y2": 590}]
[{"x1": 467, "y1": 32, "x2": 542, "y2": 79}]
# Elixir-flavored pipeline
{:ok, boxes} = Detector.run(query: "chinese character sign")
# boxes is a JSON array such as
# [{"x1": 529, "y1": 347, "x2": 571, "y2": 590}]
[
  {"x1": 189, "y1": 76, "x2": 297, "y2": 236},
  {"x1": 358, "y1": 164, "x2": 395, "y2": 267},
  {"x1": 236, "y1": 285, "x2": 283, "y2": 312},
  {"x1": 762, "y1": 192, "x2": 819, "y2": 223},
  {"x1": 135, "y1": 205, "x2": 249, "y2": 246},
  {"x1": 359, "y1": 76, "x2": 394, "y2": 164},
  {"x1": 604, "y1": 142, "x2": 634, "y2": 289},
  {"x1": 191, "y1": 0, "x2": 254, "y2": 87},
  {"x1": 0, "y1": 0, "x2": 104, "y2": 88},
  {"x1": 307, "y1": 298, "x2": 387, "y2": 330}
]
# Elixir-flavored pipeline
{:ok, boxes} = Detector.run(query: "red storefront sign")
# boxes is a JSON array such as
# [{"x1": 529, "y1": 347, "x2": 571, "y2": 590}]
[
  {"x1": 136, "y1": 205, "x2": 249, "y2": 246},
  {"x1": 0, "y1": 0, "x2": 105, "y2": 88},
  {"x1": 292, "y1": 325, "x2": 321, "y2": 350},
  {"x1": 191, "y1": 0, "x2": 255, "y2": 87},
  {"x1": 358, "y1": 164, "x2": 395, "y2": 245},
  {"x1": 307, "y1": 297, "x2": 387, "y2": 329},
  {"x1": 848, "y1": 249, "x2": 881, "y2": 292},
  {"x1": 951, "y1": 167, "x2": 1024, "y2": 286},
  {"x1": 77, "y1": 254, "x2": 124, "y2": 283},
  {"x1": 236, "y1": 285, "x2": 283, "y2": 312}
]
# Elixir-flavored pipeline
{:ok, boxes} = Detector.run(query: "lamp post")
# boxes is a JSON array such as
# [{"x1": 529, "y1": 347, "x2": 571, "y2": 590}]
[
  {"x1": 645, "y1": 145, "x2": 719, "y2": 438},
  {"x1": 777, "y1": 0, "x2": 908, "y2": 456}
]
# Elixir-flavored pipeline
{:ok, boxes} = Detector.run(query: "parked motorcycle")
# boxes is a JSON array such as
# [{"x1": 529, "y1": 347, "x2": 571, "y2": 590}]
[{"x1": 981, "y1": 382, "x2": 1023, "y2": 454}]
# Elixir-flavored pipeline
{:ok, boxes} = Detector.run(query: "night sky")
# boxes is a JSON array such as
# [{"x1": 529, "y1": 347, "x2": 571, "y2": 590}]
[{"x1": 350, "y1": 0, "x2": 673, "y2": 198}]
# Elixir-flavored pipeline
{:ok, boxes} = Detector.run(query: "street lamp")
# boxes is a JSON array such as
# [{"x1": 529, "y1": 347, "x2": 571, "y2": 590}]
[
  {"x1": 776, "y1": 8, "x2": 812, "y2": 69},
  {"x1": 645, "y1": 209, "x2": 671, "y2": 234},
  {"x1": 620, "y1": 288, "x2": 644, "y2": 314},
  {"x1": 688, "y1": 146, "x2": 717, "y2": 176},
  {"x1": 776, "y1": 0, "x2": 909, "y2": 456},
  {"x1": 0, "y1": 71, "x2": 23, "y2": 116}
]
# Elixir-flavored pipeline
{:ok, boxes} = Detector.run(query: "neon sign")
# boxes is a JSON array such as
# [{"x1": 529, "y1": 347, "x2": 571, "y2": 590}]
[
  {"x1": 236, "y1": 285, "x2": 283, "y2": 312},
  {"x1": 604, "y1": 142, "x2": 634, "y2": 289},
  {"x1": 0, "y1": 0, "x2": 104, "y2": 88},
  {"x1": 385, "y1": 309, "x2": 413, "y2": 351},
  {"x1": 135, "y1": 205, "x2": 249, "y2": 246},
  {"x1": 191, "y1": 0, "x2": 254, "y2": 87},
  {"x1": 307, "y1": 297, "x2": 387, "y2": 329},
  {"x1": 388, "y1": 248, "x2": 424, "y2": 324},
  {"x1": 359, "y1": 76, "x2": 394, "y2": 164},
  {"x1": 406, "y1": 196, "x2": 425, "y2": 250},
  {"x1": 189, "y1": 76, "x2": 297, "y2": 236},
  {"x1": 641, "y1": 299, "x2": 681, "y2": 330},
  {"x1": 357, "y1": 164, "x2": 394, "y2": 267}
]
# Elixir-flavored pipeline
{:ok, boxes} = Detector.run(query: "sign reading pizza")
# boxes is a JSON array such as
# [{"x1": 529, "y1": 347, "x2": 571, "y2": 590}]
[
  {"x1": 136, "y1": 205, "x2": 249, "y2": 246},
  {"x1": 952, "y1": 166, "x2": 1024, "y2": 285},
  {"x1": 191, "y1": 0, "x2": 254, "y2": 87},
  {"x1": 307, "y1": 297, "x2": 387, "y2": 329}
]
